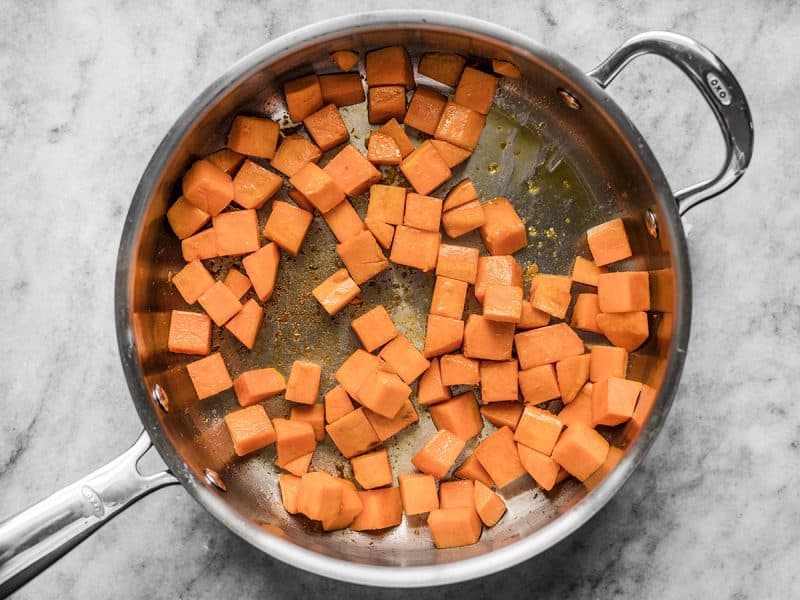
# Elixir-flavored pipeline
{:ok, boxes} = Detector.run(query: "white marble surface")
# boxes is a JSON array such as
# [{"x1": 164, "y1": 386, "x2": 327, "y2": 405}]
[{"x1": 1, "y1": 0, "x2": 798, "y2": 598}]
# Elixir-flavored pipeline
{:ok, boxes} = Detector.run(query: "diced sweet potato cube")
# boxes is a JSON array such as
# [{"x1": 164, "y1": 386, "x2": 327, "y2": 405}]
[
  {"x1": 442, "y1": 200, "x2": 486, "y2": 238},
  {"x1": 429, "y1": 390, "x2": 483, "y2": 441},
  {"x1": 474, "y1": 255, "x2": 522, "y2": 303},
  {"x1": 325, "y1": 408, "x2": 380, "y2": 458},
  {"x1": 322, "y1": 200, "x2": 364, "y2": 243},
  {"x1": 285, "y1": 360, "x2": 322, "y2": 405},
  {"x1": 351, "y1": 305, "x2": 398, "y2": 351},
  {"x1": 287, "y1": 187, "x2": 314, "y2": 212},
  {"x1": 571, "y1": 293, "x2": 601, "y2": 333},
  {"x1": 182, "y1": 159, "x2": 234, "y2": 216},
  {"x1": 556, "y1": 353, "x2": 591, "y2": 404},
  {"x1": 232, "y1": 160, "x2": 282, "y2": 209},
  {"x1": 330, "y1": 50, "x2": 359, "y2": 71},
  {"x1": 322, "y1": 478, "x2": 364, "y2": 531},
  {"x1": 289, "y1": 162, "x2": 345, "y2": 213},
  {"x1": 223, "y1": 268, "x2": 251, "y2": 299},
  {"x1": 335, "y1": 349, "x2": 382, "y2": 400},
  {"x1": 596, "y1": 311, "x2": 649, "y2": 351},
  {"x1": 368, "y1": 85, "x2": 407, "y2": 124},
  {"x1": 186, "y1": 353, "x2": 232, "y2": 400},
  {"x1": 168, "y1": 310, "x2": 211, "y2": 356},
  {"x1": 454, "y1": 67, "x2": 499, "y2": 115},
  {"x1": 224, "y1": 298, "x2": 263, "y2": 349},
  {"x1": 364, "y1": 397, "x2": 419, "y2": 441},
  {"x1": 182, "y1": 228, "x2": 218, "y2": 262},
  {"x1": 518, "y1": 301, "x2": 551, "y2": 330},
  {"x1": 418, "y1": 52, "x2": 467, "y2": 87},
  {"x1": 434, "y1": 102, "x2": 487, "y2": 151},
  {"x1": 463, "y1": 314, "x2": 515, "y2": 361},
  {"x1": 279, "y1": 473, "x2": 301, "y2": 514},
  {"x1": 290, "y1": 403, "x2": 325, "y2": 441},
  {"x1": 474, "y1": 480, "x2": 506, "y2": 527},
  {"x1": 515, "y1": 323, "x2": 585, "y2": 370},
  {"x1": 584, "y1": 446, "x2": 624, "y2": 491},
  {"x1": 590, "y1": 345, "x2": 628, "y2": 382},
  {"x1": 274, "y1": 418, "x2": 317, "y2": 466},
  {"x1": 213, "y1": 209, "x2": 260, "y2": 256},
  {"x1": 571, "y1": 256, "x2": 608, "y2": 286},
  {"x1": 389, "y1": 225, "x2": 441, "y2": 272},
  {"x1": 518, "y1": 364, "x2": 561, "y2": 405},
  {"x1": 198, "y1": 281, "x2": 242, "y2": 326},
  {"x1": 336, "y1": 230, "x2": 389, "y2": 284},
  {"x1": 284, "y1": 75, "x2": 324, "y2": 123},
  {"x1": 404, "y1": 193, "x2": 443, "y2": 232},
  {"x1": 399, "y1": 141, "x2": 452, "y2": 196},
  {"x1": 454, "y1": 453, "x2": 494, "y2": 488},
  {"x1": 367, "y1": 131, "x2": 402, "y2": 166},
  {"x1": 312, "y1": 268, "x2": 361, "y2": 316},
  {"x1": 430, "y1": 276, "x2": 467, "y2": 320},
  {"x1": 324, "y1": 144, "x2": 382, "y2": 197},
  {"x1": 514, "y1": 406, "x2": 563, "y2": 455},
  {"x1": 404, "y1": 86, "x2": 448, "y2": 135},
  {"x1": 224, "y1": 405, "x2": 275, "y2": 457},
  {"x1": 439, "y1": 479, "x2": 475, "y2": 510},
  {"x1": 479, "y1": 360, "x2": 519, "y2": 403},
  {"x1": 412, "y1": 429, "x2": 466, "y2": 478},
  {"x1": 431, "y1": 140, "x2": 471, "y2": 168},
  {"x1": 324, "y1": 385, "x2": 355, "y2": 424},
  {"x1": 358, "y1": 370, "x2": 410, "y2": 418},
  {"x1": 517, "y1": 443, "x2": 560, "y2": 491},
  {"x1": 592, "y1": 376, "x2": 642, "y2": 426},
  {"x1": 319, "y1": 73, "x2": 365, "y2": 106},
  {"x1": 440, "y1": 354, "x2": 480, "y2": 387},
  {"x1": 474, "y1": 426, "x2": 526, "y2": 488},
  {"x1": 399, "y1": 473, "x2": 439, "y2": 515},
  {"x1": 418, "y1": 358, "x2": 452, "y2": 406},
  {"x1": 303, "y1": 104, "x2": 349, "y2": 151},
  {"x1": 297, "y1": 471, "x2": 342, "y2": 522},
  {"x1": 242, "y1": 242, "x2": 280, "y2": 302},
  {"x1": 351, "y1": 448, "x2": 393, "y2": 489},
  {"x1": 365, "y1": 218, "x2": 395, "y2": 250},
  {"x1": 283, "y1": 450, "x2": 313, "y2": 477},
  {"x1": 270, "y1": 134, "x2": 322, "y2": 178},
  {"x1": 263, "y1": 200, "x2": 313, "y2": 257},
  {"x1": 443, "y1": 178, "x2": 478, "y2": 211},
  {"x1": 428, "y1": 507, "x2": 482, "y2": 548},
  {"x1": 436, "y1": 244, "x2": 480, "y2": 284},
  {"x1": 367, "y1": 184, "x2": 406, "y2": 225},
  {"x1": 233, "y1": 367, "x2": 286, "y2": 406},
  {"x1": 227, "y1": 115, "x2": 280, "y2": 159},
  {"x1": 530, "y1": 274, "x2": 572, "y2": 319},
  {"x1": 350, "y1": 487, "x2": 403, "y2": 531},
  {"x1": 172, "y1": 260, "x2": 214, "y2": 304},
  {"x1": 365, "y1": 46, "x2": 415, "y2": 89},
  {"x1": 551, "y1": 422, "x2": 609, "y2": 482},
  {"x1": 480, "y1": 402, "x2": 523, "y2": 431},
  {"x1": 597, "y1": 271, "x2": 651, "y2": 313},
  {"x1": 483, "y1": 284, "x2": 523, "y2": 323},
  {"x1": 479, "y1": 198, "x2": 527, "y2": 255},
  {"x1": 379, "y1": 334, "x2": 430, "y2": 384},
  {"x1": 586, "y1": 218, "x2": 632, "y2": 266},
  {"x1": 167, "y1": 196, "x2": 210, "y2": 240},
  {"x1": 492, "y1": 59, "x2": 522, "y2": 79},
  {"x1": 377, "y1": 118, "x2": 415, "y2": 157},
  {"x1": 206, "y1": 148, "x2": 245, "y2": 174},
  {"x1": 558, "y1": 384, "x2": 594, "y2": 427}
]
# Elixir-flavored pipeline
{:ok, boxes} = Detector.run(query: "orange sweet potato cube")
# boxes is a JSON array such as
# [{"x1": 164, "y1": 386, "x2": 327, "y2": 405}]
[
  {"x1": 480, "y1": 402, "x2": 523, "y2": 431},
  {"x1": 198, "y1": 281, "x2": 242, "y2": 326},
  {"x1": 323, "y1": 144, "x2": 382, "y2": 197},
  {"x1": 274, "y1": 418, "x2": 317, "y2": 466},
  {"x1": 440, "y1": 354, "x2": 480, "y2": 387},
  {"x1": 365, "y1": 217, "x2": 395, "y2": 250},
  {"x1": 483, "y1": 284, "x2": 524, "y2": 323},
  {"x1": 285, "y1": 360, "x2": 322, "y2": 405},
  {"x1": 474, "y1": 255, "x2": 523, "y2": 303},
  {"x1": 514, "y1": 323, "x2": 585, "y2": 370},
  {"x1": 280, "y1": 451, "x2": 314, "y2": 478},
  {"x1": 428, "y1": 507, "x2": 482, "y2": 549},
  {"x1": 284, "y1": 74, "x2": 324, "y2": 123},
  {"x1": 418, "y1": 52, "x2": 467, "y2": 87},
  {"x1": 351, "y1": 448, "x2": 393, "y2": 489},
  {"x1": 351, "y1": 305, "x2": 398, "y2": 351},
  {"x1": 186, "y1": 353, "x2": 233, "y2": 400},
  {"x1": 364, "y1": 397, "x2": 419, "y2": 442},
  {"x1": 336, "y1": 230, "x2": 389, "y2": 284},
  {"x1": 430, "y1": 276, "x2": 467, "y2": 320},
  {"x1": 224, "y1": 405, "x2": 276, "y2": 457},
  {"x1": 232, "y1": 160, "x2": 283, "y2": 209},
  {"x1": 572, "y1": 256, "x2": 608, "y2": 286},
  {"x1": 324, "y1": 385, "x2": 355, "y2": 424},
  {"x1": 517, "y1": 443, "x2": 561, "y2": 491},
  {"x1": 442, "y1": 200, "x2": 486, "y2": 238},
  {"x1": 377, "y1": 118, "x2": 415, "y2": 157},
  {"x1": 263, "y1": 200, "x2": 313, "y2": 257},
  {"x1": 366, "y1": 46, "x2": 415, "y2": 88},
  {"x1": 358, "y1": 370, "x2": 411, "y2": 418},
  {"x1": 367, "y1": 131, "x2": 402, "y2": 166},
  {"x1": 290, "y1": 403, "x2": 325, "y2": 442},
  {"x1": 558, "y1": 383, "x2": 595, "y2": 428},
  {"x1": 454, "y1": 67, "x2": 499, "y2": 115},
  {"x1": 322, "y1": 478, "x2": 363, "y2": 531},
  {"x1": 530, "y1": 274, "x2": 572, "y2": 319},
  {"x1": 492, "y1": 59, "x2": 522, "y2": 79},
  {"x1": 379, "y1": 334, "x2": 431, "y2": 384},
  {"x1": 242, "y1": 242, "x2": 280, "y2": 302},
  {"x1": 584, "y1": 446, "x2": 624, "y2": 491},
  {"x1": 213, "y1": 209, "x2": 260, "y2": 256},
  {"x1": 399, "y1": 473, "x2": 439, "y2": 515},
  {"x1": 474, "y1": 480, "x2": 506, "y2": 527},
  {"x1": 418, "y1": 357, "x2": 452, "y2": 406},
  {"x1": 233, "y1": 367, "x2": 286, "y2": 406},
  {"x1": 312, "y1": 268, "x2": 361, "y2": 316},
  {"x1": 592, "y1": 376, "x2": 642, "y2": 426},
  {"x1": 589, "y1": 345, "x2": 629, "y2": 382},
  {"x1": 325, "y1": 408, "x2": 381, "y2": 458},
  {"x1": 423, "y1": 314, "x2": 465, "y2": 358},
  {"x1": 297, "y1": 471, "x2": 342, "y2": 522},
  {"x1": 350, "y1": 487, "x2": 403, "y2": 531},
  {"x1": 436, "y1": 244, "x2": 480, "y2": 284},
  {"x1": 303, "y1": 104, "x2": 349, "y2": 151},
  {"x1": 330, "y1": 50, "x2": 360, "y2": 72},
  {"x1": 322, "y1": 200, "x2": 364, "y2": 243},
  {"x1": 335, "y1": 349, "x2": 383, "y2": 400},
  {"x1": 289, "y1": 162, "x2": 345, "y2": 213},
  {"x1": 555, "y1": 353, "x2": 591, "y2": 404},
  {"x1": 596, "y1": 311, "x2": 650, "y2": 351},
  {"x1": 551, "y1": 422, "x2": 609, "y2": 482},
  {"x1": 518, "y1": 301, "x2": 551, "y2": 330},
  {"x1": 389, "y1": 225, "x2": 441, "y2": 272},
  {"x1": 172, "y1": 260, "x2": 214, "y2": 304},
  {"x1": 444, "y1": 178, "x2": 478, "y2": 211},
  {"x1": 473, "y1": 426, "x2": 526, "y2": 488},
  {"x1": 479, "y1": 360, "x2": 519, "y2": 403},
  {"x1": 412, "y1": 429, "x2": 466, "y2": 478},
  {"x1": 586, "y1": 218, "x2": 632, "y2": 266},
  {"x1": 319, "y1": 73, "x2": 365, "y2": 106},
  {"x1": 279, "y1": 473, "x2": 301, "y2": 514},
  {"x1": 182, "y1": 159, "x2": 234, "y2": 216},
  {"x1": 224, "y1": 298, "x2": 263, "y2": 349},
  {"x1": 400, "y1": 141, "x2": 452, "y2": 196},
  {"x1": 463, "y1": 314, "x2": 515, "y2": 361},
  {"x1": 287, "y1": 187, "x2": 314, "y2": 212},
  {"x1": 367, "y1": 184, "x2": 406, "y2": 225},
  {"x1": 404, "y1": 86, "x2": 448, "y2": 135},
  {"x1": 167, "y1": 196, "x2": 210, "y2": 240},
  {"x1": 571, "y1": 293, "x2": 602, "y2": 333},
  {"x1": 479, "y1": 198, "x2": 527, "y2": 255},
  {"x1": 223, "y1": 268, "x2": 251, "y2": 299},
  {"x1": 227, "y1": 115, "x2": 280, "y2": 159},
  {"x1": 434, "y1": 102, "x2": 487, "y2": 151},
  {"x1": 597, "y1": 271, "x2": 651, "y2": 313},
  {"x1": 439, "y1": 479, "x2": 475, "y2": 510},
  {"x1": 430, "y1": 140, "x2": 472, "y2": 168},
  {"x1": 404, "y1": 193, "x2": 443, "y2": 232},
  {"x1": 178, "y1": 230, "x2": 216, "y2": 262},
  {"x1": 206, "y1": 148, "x2": 245, "y2": 174},
  {"x1": 454, "y1": 453, "x2": 494, "y2": 488},
  {"x1": 270, "y1": 134, "x2": 322, "y2": 178},
  {"x1": 368, "y1": 86, "x2": 407, "y2": 124},
  {"x1": 429, "y1": 391, "x2": 483, "y2": 441},
  {"x1": 514, "y1": 406, "x2": 563, "y2": 455},
  {"x1": 518, "y1": 363, "x2": 561, "y2": 405},
  {"x1": 168, "y1": 310, "x2": 211, "y2": 355}
]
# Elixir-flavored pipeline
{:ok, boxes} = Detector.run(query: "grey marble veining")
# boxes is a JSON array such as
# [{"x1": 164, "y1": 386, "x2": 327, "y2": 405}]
[{"x1": 1, "y1": 0, "x2": 798, "y2": 598}]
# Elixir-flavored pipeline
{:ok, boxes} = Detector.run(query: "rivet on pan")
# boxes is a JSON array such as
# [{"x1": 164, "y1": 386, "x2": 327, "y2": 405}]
[
  {"x1": 204, "y1": 468, "x2": 227, "y2": 492},
  {"x1": 152, "y1": 384, "x2": 169, "y2": 413},
  {"x1": 645, "y1": 208, "x2": 659, "y2": 238},
  {"x1": 557, "y1": 88, "x2": 582, "y2": 110}
]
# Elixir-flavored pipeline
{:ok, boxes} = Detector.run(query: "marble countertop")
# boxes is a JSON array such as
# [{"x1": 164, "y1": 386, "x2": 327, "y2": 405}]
[{"x1": 1, "y1": 1, "x2": 798, "y2": 598}]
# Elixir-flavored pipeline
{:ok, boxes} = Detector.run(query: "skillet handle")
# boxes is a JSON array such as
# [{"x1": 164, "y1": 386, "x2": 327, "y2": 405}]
[
  {"x1": 0, "y1": 430, "x2": 178, "y2": 596},
  {"x1": 586, "y1": 31, "x2": 754, "y2": 215}
]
